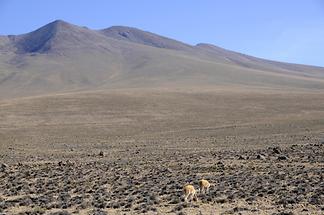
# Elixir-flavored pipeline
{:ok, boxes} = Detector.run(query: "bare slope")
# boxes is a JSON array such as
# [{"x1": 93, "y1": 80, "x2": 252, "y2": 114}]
[
  {"x1": 0, "y1": 20, "x2": 323, "y2": 98},
  {"x1": 196, "y1": 43, "x2": 324, "y2": 78},
  {"x1": 100, "y1": 26, "x2": 193, "y2": 51}
]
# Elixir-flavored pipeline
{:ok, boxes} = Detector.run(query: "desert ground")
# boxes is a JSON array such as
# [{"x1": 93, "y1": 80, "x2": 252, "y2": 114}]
[{"x1": 0, "y1": 88, "x2": 323, "y2": 215}]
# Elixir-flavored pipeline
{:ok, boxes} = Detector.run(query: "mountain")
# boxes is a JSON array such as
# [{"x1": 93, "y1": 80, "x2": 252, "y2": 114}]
[
  {"x1": 100, "y1": 26, "x2": 193, "y2": 51},
  {"x1": 0, "y1": 20, "x2": 323, "y2": 98},
  {"x1": 10, "y1": 20, "x2": 118, "y2": 54}
]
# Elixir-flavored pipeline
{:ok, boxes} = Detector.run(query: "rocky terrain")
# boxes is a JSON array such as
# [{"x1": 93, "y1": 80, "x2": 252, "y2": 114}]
[
  {"x1": 0, "y1": 142, "x2": 323, "y2": 215},
  {"x1": 0, "y1": 86, "x2": 323, "y2": 215}
]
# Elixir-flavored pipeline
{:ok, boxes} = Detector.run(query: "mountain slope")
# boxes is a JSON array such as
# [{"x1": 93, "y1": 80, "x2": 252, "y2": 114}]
[
  {"x1": 195, "y1": 43, "x2": 324, "y2": 78},
  {"x1": 100, "y1": 26, "x2": 193, "y2": 51},
  {"x1": 0, "y1": 20, "x2": 323, "y2": 98},
  {"x1": 100, "y1": 26, "x2": 324, "y2": 79}
]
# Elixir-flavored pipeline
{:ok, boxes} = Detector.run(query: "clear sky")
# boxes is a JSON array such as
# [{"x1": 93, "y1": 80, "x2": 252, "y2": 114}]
[{"x1": 0, "y1": 0, "x2": 323, "y2": 67}]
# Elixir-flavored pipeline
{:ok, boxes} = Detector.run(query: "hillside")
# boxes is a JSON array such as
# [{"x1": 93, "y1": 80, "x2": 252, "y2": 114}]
[{"x1": 0, "y1": 20, "x2": 323, "y2": 98}]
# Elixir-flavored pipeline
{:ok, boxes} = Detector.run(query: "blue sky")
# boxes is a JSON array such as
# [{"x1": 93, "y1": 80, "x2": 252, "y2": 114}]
[{"x1": 0, "y1": 0, "x2": 323, "y2": 66}]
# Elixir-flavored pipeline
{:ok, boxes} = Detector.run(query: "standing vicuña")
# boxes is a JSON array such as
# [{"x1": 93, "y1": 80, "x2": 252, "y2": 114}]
[
  {"x1": 198, "y1": 179, "x2": 211, "y2": 194},
  {"x1": 183, "y1": 184, "x2": 198, "y2": 202}
]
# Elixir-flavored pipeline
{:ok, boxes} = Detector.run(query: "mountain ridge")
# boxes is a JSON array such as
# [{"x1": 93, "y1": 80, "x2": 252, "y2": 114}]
[
  {"x1": 2, "y1": 19, "x2": 323, "y2": 69},
  {"x1": 99, "y1": 25, "x2": 194, "y2": 51},
  {"x1": 0, "y1": 20, "x2": 323, "y2": 99}
]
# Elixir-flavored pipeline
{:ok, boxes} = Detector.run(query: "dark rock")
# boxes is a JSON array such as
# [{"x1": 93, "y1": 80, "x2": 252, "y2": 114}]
[
  {"x1": 217, "y1": 161, "x2": 224, "y2": 166},
  {"x1": 278, "y1": 155, "x2": 288, "y2": 161},
  {"x1": 256, "y1": 154, "x2": 266, "y2": 160},
  {"x1": 271, "y1": 147, "x2": 282, "y2": 154},
  {"x1": 215, "y1": 197, "x2": 227, "y2": 204},
  {"x1": 0, "y1": 163, "x2": 8, "y2": 172},
  {"x1": 238, "y1": 155, "x2": 245, "y2": 160}
]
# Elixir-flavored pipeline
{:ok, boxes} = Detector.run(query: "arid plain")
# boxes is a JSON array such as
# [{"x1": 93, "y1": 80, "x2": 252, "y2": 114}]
[{"x1": 1, "y1": 88, "x2": 323, "y2": 214}]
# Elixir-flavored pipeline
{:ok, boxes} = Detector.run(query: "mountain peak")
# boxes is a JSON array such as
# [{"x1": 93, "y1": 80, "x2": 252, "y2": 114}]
[
  {"x1": 51, "y1": 19, "x2": 68, "y2": 24},
  {"x1": 48, "y1": 19, "x2": 77, "y2": 30},
  {"x1": 11, "y1": 20, "x2": 75, "y2": 53},
  {"x1": 12, "y1": 20, "x2": 101, "y2": 54}
]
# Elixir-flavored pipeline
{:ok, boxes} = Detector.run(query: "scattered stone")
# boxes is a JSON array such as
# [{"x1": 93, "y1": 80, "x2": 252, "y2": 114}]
[
  {"x1": 272, "y1": 147, "x2": 282, "y2": 154},
  {"x1": 217, "y1": 161, "x2": 224, "y2": 166},
  {"x1": 215, "y1": 197, "x2": 227, "y2": 204},
  {"x1": 0, "y1": 163, "x2": 8, "y2": 172},
  {"x1": 99, "y1": 151, "x2": 104, "y2": 157},
  {"x1": 277, "y1": 155, "x2": 288, "y2": 161},
  {"x1": 238, "y1": 155, "x2": 245, "y2": 160},
  {"x1": 256, "y1": 154, "x2": 266, "y2": 160}
]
